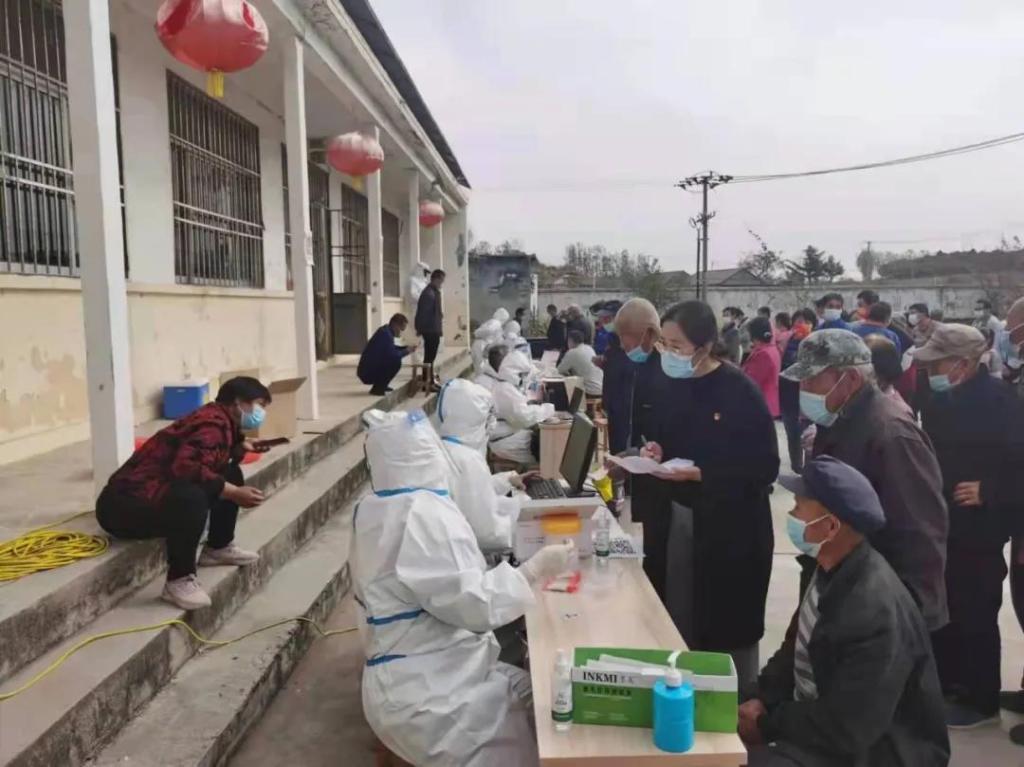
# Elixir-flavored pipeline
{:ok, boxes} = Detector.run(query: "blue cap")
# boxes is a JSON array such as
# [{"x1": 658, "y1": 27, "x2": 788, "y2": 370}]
[{"x1": 778, "y1": 456, "x2": 885, "y2": 535}]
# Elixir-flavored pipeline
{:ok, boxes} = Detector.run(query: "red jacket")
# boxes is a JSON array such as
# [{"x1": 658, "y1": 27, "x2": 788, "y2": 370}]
[
  {"x1": 742, "y1": 343, "x2": 781, "y2": 418},
  {"x1": 106, "y1": 403, "x2": 242, "y2": 504}
]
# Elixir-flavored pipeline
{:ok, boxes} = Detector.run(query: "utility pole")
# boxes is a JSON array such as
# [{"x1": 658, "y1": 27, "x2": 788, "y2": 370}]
[
  {"x1": 676, "y1": 172, "x2": 732, "y2": 302},
  {"x1": 688, "y1": 216, "x2": 702, "y2": 299}
]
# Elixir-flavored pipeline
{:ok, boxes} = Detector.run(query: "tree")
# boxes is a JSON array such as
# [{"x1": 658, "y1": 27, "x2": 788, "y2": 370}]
[
  {"x1": 470, "y1": 240, "x2": 494, "y2": 256},
  {"x1": 738, "y1": 229, "x2": 783, "y2": 282},
  {"x1": 624, "y1": 253, "x2": 674, "y2": 309},
  {"x1": 785, "y1": 245, "x2": 843, "y2": 283},
  {"x1": 856, "y1": 247, "x2": 877, "y2": 281},
  {"x1": 494, "y1": 239, "x2": 523, "y2": 255}
]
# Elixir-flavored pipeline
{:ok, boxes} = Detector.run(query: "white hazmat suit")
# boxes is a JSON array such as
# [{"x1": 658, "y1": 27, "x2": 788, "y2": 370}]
[
  {"x1": 472, "y1": 319, "x2": 504, "y2": 374},
  {"x1": 492, "y1": 307, "x2": 510, "y2": 324},
  {"x1": 436, "y1": 379, "x2": 521, "y2": 551},
  {"x1": 487, "y1": 352, "x2": 554, "y2": 465},
  {"x1": 353, "y1": 409, "x2": 571, "y2": 766}
]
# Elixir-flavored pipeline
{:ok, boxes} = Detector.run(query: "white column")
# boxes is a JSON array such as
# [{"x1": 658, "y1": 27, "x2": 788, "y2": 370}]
[
  {"x1": 284, "y1": 37, "x2": 319, "y2": 419},
  {"x1": 64, "y1": 0, "x2": 134, "y2": 495},
  {"x1": 405, "y1": 169, "x2": 421, "y2": 270},
  {"x1": 442, "y1": 206, "x2": 469, "y2": 345},
  {"x1": 431, "y1": 218, "x2": 445, "y2": 272},
  {"x1": 366, "y1": 126, "x2": 385, "y2": 333}
]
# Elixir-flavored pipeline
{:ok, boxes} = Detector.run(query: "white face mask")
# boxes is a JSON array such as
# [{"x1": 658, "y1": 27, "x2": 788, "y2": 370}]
[
  {"x1": 907, "y1": 313, "x2": 920, "y2": 327},
  {"x1": 974, "y1": 309, "x2": 986, "y2": 318},
  {"x1": 823, "y1": 308, "x2": 842, "y2": 322}
]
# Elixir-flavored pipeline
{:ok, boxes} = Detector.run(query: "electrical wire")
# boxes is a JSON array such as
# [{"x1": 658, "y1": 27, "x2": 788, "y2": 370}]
[
  {"x1": 0, "y1": 617, "x2": 358, "y2": 702},
  {"x1": 0, "y1": 510, "x2": 107, "y2": 583},
  {"x1": 728, "y1": 130, "x2": 1024, "y2": 183}
]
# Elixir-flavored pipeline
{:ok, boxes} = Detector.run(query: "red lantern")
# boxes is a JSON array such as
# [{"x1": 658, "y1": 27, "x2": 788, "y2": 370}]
[
  {"x1": 326, "y1": 132, "x2": 385, "y2": 177},
  {"x1": 156, "y1": 0, "x2": 269, "y2": 98},
  {"x1": 419, "y1": 201, "x2": 445, "y2": 228}
]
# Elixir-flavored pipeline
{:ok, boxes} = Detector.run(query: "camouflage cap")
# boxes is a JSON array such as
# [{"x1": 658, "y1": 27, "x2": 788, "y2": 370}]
[{"x1": 781, "y1": 329, "x2": 872, "y2": 381}]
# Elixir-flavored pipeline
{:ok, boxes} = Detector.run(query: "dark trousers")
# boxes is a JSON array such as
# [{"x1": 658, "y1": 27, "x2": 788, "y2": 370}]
[
  {"x1": 780, "y1": 408, "x2": 804, "y2": 473},
  {"x1": 1011, "y1": 537, "x2": 1024, "y2": 687},
  {"x1": 933, "y1": 537, "x2": 1008, "y2": 714},
  {"x1": 97, "y1": 463, "x2": 243, "y2": 580},
  {"x1": 422, "y1": 332, "x2": 441, "y2": 365},
  {"x1": 364, "y1": 358, "x2": 402, "y2": 394}
]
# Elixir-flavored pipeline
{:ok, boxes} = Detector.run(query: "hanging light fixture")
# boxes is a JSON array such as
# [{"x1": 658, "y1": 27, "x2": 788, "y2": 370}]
[{"x1": 155, "y1": 0, "x2": 269, "y2": 98}]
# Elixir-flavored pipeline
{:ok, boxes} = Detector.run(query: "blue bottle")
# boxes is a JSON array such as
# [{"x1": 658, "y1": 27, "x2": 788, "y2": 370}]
[{"x1": 653, "y1": 667, "x2": 694, "y2": 753}]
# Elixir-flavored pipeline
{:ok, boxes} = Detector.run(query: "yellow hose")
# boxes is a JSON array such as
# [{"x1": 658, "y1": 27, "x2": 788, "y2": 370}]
[
  {"x1": 0, "y1": 511, "x2": 357, "y2": 702},
  {"x1": 0, "y1": 616, "x2": 357, "y2": 702},
  {"x1": 0, "y1": 510, "x2": 107, "y2": 583}
]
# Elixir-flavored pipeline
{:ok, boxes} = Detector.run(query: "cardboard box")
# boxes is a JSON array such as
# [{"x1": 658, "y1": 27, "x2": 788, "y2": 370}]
[
  {"x1": 247, "y1": 377, "x2": 306, "y2": 440},
  {"x1": 571, "y1": 648, "x2": 738, "y2": 733}
]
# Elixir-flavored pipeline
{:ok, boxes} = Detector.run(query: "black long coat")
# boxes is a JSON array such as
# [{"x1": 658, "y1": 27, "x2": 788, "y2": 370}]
[{"x1": 632, "y1": 356, "x2": 779, "y2": 650}]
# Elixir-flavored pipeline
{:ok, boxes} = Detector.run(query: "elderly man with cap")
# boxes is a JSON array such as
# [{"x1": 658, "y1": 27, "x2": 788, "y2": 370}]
[
  {"x1": 741, "y1": 456, "x2": 949, "y2": 767},
  {"x1": 782, "y1": 329, "x2": 949, "y2": 633},
  {"x1": 915, "y1": 323, "x2": 1024, "y2": 730}
]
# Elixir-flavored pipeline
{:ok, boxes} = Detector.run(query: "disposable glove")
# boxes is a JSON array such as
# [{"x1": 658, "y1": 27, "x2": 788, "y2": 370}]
[{"x1": 521, "y1": 542, "x2": 576, "y2": 584}]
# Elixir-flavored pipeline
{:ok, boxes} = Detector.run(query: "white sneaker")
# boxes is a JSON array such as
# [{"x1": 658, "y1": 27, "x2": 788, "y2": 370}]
[
  {"x1": 198, "y1": 543, "x2": 260, "y2": 567},
  {"x1": 161, "y1": 575, "x2": 212, "y2": 610}
]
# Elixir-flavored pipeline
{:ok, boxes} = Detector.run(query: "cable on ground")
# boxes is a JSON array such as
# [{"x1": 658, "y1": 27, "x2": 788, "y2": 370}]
[
  {"x1": 0, "y1": 616, "x2": 358, "y2": 702},
  {"x1": 0, "y1": 510, "x2": 107, "y2": 583}
]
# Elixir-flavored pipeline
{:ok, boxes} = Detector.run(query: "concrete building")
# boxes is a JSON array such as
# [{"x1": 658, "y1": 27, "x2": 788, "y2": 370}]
[
  {"x1": 468, "y1": 251, "x2": 539, "y2": 328},
  {"x1": 0, "y1": 0, "x2": 471, "y2": 481}
]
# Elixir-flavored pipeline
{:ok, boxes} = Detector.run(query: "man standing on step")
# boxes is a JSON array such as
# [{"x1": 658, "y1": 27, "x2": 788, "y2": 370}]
[
  {"x1": 415, "y1": 268, "x2": 445, "y2": 393},
  {"x1": 95, "y1": 377, "x2": 267, "y2": 611}
]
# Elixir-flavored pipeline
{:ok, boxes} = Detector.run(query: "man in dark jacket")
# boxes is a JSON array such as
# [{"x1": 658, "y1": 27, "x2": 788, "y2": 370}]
[
  {"x1": 545, "y1": 304, "x2": 566, "y2": 351},
  {"x1": 564, "y1": 304, "x2": 593, "y2": 346},
  {"x1": 742, "y1": 456, "x2": 949, "y2": 767},
  {"x1": 917, "y1": 323, "x2": 1024, "y2": 729},
  {"x1": 414, "y1": 269, "x2": 445, "y2": 391},
  {"x1": 782, "y1": 330, "x2": 949, "y2": 632},
  {"x1": 357, "y1": 313, "x2": 416, "y2": 396}
]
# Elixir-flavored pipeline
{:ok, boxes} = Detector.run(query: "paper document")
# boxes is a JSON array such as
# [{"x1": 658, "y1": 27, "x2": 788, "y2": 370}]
[{"x1": 605, "y1": 455, "x2": 694, "y2": 475}]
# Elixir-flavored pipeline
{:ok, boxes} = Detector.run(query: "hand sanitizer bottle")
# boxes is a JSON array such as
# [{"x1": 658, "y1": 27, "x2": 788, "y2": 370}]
[
  {"x1": 552, "y1": 648, "x2": 573, "y2": 732},
  {"x1": 595, "y1": 513, "x2": 611, "y2": 566},
  {"x1": 653, "y1": 667, "x2": 694, "y2": 753}
]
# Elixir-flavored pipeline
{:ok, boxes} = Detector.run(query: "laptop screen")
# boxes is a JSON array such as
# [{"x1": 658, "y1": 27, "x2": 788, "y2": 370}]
[{"x1": 560, "y1": 413, "x2": 597, "y2": 492}]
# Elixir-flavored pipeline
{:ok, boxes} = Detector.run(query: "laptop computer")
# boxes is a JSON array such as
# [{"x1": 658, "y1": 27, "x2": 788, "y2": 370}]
[{"x1": 526, "y1": 413, "x2": 598, "y2": 500}]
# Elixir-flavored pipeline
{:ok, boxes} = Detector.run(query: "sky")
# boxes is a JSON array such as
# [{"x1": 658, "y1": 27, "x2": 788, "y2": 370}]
[{"x1": 372, "y1": 0, "x2": 1024, "y2": 274}]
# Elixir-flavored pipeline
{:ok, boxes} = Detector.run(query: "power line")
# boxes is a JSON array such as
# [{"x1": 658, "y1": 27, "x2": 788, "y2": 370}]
[{"x1": 728, "y1": 130, "x2": 1024, "y2": 183}]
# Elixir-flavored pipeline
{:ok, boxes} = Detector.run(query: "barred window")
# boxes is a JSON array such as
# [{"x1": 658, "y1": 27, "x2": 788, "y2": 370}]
[
  {"x1": 168, "y1": 72, "x2": 263, "y2": 287},
  {"x1": 280, "y1": 143, "x2": 291, "y2": 290},
  {"x1": 0, "y1": 0, "x2": 75, "y2": 275},
  {"x1": 382, "y1": 208, "x2": 400, "y2": 297},
  {"x1": 340, "y1": 183, "x2": 367, "y2": 294}
]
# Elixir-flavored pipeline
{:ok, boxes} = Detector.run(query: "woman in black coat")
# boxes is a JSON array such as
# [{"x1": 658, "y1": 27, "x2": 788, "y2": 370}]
[{"x1": 636, "y1": 300, "x2": 779, "y2": 687}]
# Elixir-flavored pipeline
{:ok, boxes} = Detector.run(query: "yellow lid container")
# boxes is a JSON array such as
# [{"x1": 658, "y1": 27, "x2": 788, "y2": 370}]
[{"x1": 541, "y1": 514, "x2": 582, "y2": 536}]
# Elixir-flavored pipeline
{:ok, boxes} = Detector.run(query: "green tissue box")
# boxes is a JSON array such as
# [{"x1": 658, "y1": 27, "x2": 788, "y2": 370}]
[{"x1": 571, "y1": 647, "x2": 737, "y2": 732}]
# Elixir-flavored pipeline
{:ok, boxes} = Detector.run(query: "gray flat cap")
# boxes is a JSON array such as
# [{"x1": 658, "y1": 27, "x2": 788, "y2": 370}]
[{"x1": 781, "y1": 329, "x2": 872, "y2": 382}]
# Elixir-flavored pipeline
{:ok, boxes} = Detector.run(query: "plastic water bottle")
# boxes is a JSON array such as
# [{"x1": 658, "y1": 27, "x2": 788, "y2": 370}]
[
  {"x1": 653, "y1": 667, "x2": 694, "y2": 753},
  {"x1": 594, "y1": 513, "x2": 611, "y2": 566},
  {"x1": 551, "y1": 648, "x2": 573, "y2": 732}
]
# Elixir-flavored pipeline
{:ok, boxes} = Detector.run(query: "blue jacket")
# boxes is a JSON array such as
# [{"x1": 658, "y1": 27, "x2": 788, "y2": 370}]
[
  {"x1": 819, "y1": 318, "x2": 852, "y2": 331},
  {"x1": 851, "y1": 322, "x2": 903, "y2": 354},
  {"x1": 358, "y1": 325, "x2": 410, "y2": 384}
]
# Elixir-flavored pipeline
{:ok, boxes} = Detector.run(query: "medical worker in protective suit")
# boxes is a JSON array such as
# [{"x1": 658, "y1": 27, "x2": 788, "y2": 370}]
[
  {"x1": 436, "y1": 378, "x2": 532, "y2": 551},
  {"x1": 482, "y1": 345, "x2": 554, "y2": 466},
  {"x1": 472, "y1": 318, "x2": 504, "y2": 374},
  {"x1": 353, "y1": 409, "x2": 574, "y2": 767}
]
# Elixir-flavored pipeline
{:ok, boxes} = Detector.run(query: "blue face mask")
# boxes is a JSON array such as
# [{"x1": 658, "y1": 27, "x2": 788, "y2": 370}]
[
  {"x1": 240, "y1": 404, "x2": 266, "y2": 431},
  {"x1": 661, "y1": 350, "x2": 695, "y2": 379},
  {"x1": 786, "y1": 514, "x2": 829, "y2": 558},
  {"x1": 928, "y1": 375, "x2": 953, "y2": 393},
  {"x1": 997, "y1": 329, "x2": 1023, "y2": 370},
  {"x1": 627, "y1": 345, "x2": 650, "y2": 364},
  {"x1": 799, "y1": 372, "x2": 847, "y2": 427}
]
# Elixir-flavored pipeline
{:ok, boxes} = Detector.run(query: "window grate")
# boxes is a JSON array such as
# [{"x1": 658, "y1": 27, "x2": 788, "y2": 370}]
[
  {"x1": 0, "y1": 0, "x2": 76, "y2": 276},
  {"x1": 340, "y1": 183, "x2": 367, "y2": 294},
  {"x1": 168, "y1": 72, "x2": 264, "y2": 288},
  {"x1": 382, "y1": 208, "x2": 400, "y2": 297},
  {"x1": 280, "y1": 142, "x2": 291, "y2": 289}
]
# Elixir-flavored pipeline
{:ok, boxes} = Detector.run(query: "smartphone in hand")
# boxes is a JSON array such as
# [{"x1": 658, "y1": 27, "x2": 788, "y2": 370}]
[{"x1": 253, "y1": 437, "x2": 290, "y2": 451}]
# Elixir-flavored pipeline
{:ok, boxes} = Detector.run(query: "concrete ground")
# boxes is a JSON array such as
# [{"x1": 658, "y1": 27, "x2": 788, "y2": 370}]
[
  {"x1": 229, "y1": 423, "x2": 1024, "y2": 767},
  {"x1": 0, "y1": 350, "x2": 463, "y2": 539}
]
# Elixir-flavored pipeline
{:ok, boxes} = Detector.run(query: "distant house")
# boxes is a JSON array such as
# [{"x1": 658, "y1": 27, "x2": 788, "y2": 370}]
[
  {"x1": 702, "y1": 267, "x2": 766, "y2": 287},
  {"x1": 469, "y1": 252, "x2": 541, "y2": 326}
]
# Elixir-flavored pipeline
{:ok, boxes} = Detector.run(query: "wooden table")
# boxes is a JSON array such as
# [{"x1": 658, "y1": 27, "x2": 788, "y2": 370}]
[
  {"x1": 539, "y1": 419, "x2": 572, "y2": 479},
  {"x1": 526, "y1": 554, "x2": 748, "y2": 766}
]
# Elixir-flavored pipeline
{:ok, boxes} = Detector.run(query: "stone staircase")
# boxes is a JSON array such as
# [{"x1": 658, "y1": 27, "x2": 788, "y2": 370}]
[{"x1": 0, "y1": 351, "x2": 470, "y2": 767}]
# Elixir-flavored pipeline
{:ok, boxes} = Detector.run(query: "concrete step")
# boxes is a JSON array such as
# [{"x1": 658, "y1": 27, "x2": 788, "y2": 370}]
[
  {"x1": 0, "y1": 437, "x2": 367, "y2": 767},
  {"x1": 0, "y1": 350, "x2": 469, "y2": 685},
  {"x1": 90, "y1": 494, "x2": 359, "y2": 767}
]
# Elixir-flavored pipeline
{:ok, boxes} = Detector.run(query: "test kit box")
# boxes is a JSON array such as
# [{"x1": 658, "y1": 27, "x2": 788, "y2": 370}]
[
  {"x1": 571, "y1": 647, "x2": 738, "y2": 733},
  {"x1": 514, "y1": 517, "x2": 594, "y2": 561}
]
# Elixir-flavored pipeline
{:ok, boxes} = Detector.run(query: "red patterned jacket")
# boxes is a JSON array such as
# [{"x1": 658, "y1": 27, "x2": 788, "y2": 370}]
[{"x1": 106, "y1": 403, "x2": 242, "y2": 504}]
